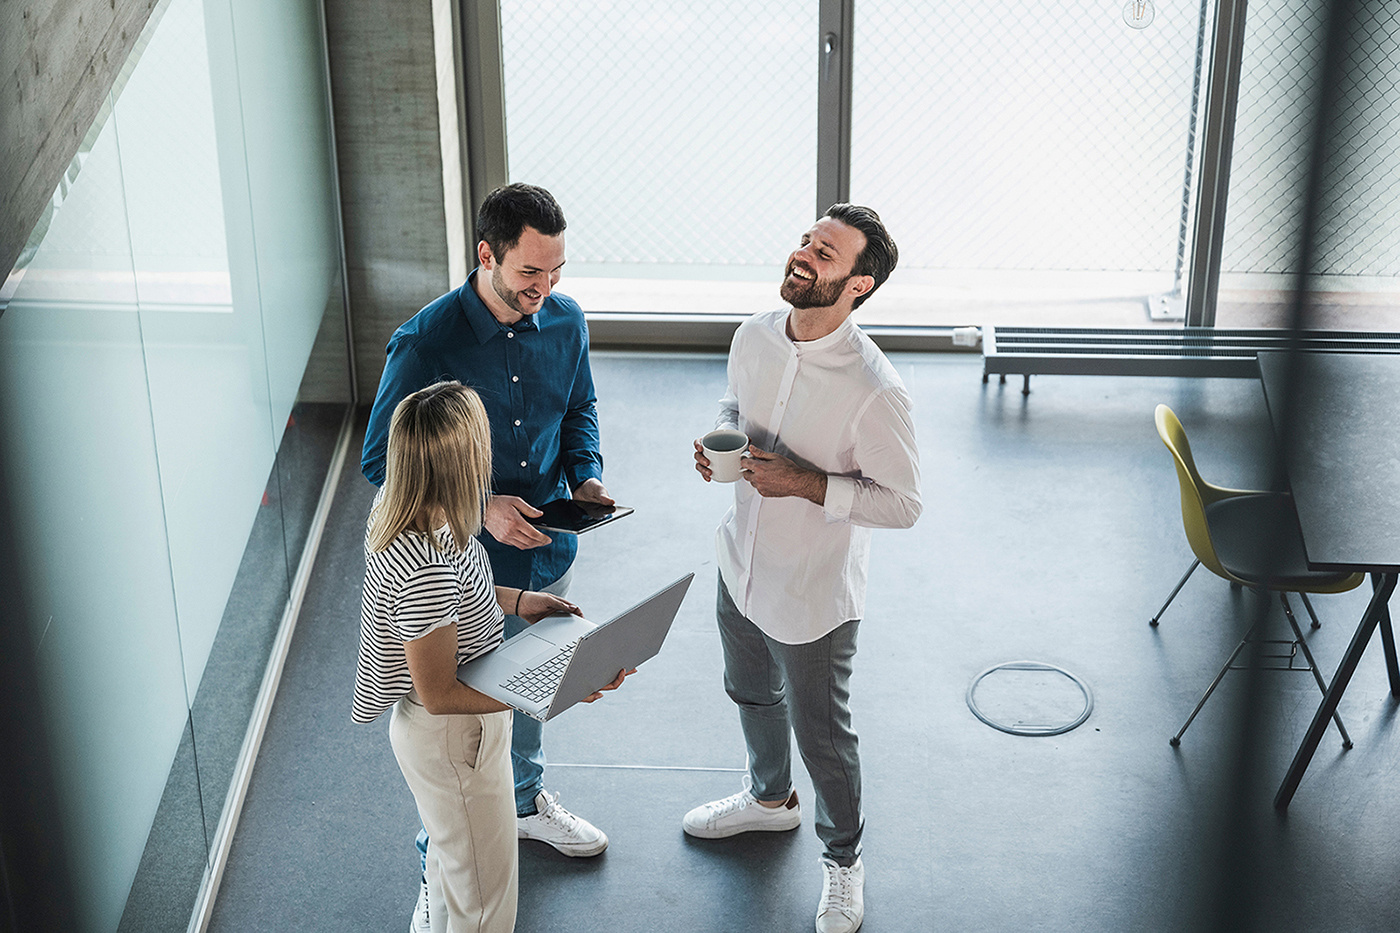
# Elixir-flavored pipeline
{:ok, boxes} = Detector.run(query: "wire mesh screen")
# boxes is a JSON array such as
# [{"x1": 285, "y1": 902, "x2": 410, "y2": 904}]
[
  {"x1": 1223, "y1": 0, "x2": 1400, "y2": 276},
  {"x1": 500, "y1": 0, "x2": 817, "y2": 271},
  {"x1": 850, "y1": 0, "x2": 1212, "y2": 273}
]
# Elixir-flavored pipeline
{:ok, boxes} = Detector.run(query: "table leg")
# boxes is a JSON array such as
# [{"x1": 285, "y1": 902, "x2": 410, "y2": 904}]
[
  {"x1": 1373, "y1": 574, "x2": 1400, "y2": 697},
  {"x1": 1275, "y1": 572, "x2": 1399, "y2": 810}
]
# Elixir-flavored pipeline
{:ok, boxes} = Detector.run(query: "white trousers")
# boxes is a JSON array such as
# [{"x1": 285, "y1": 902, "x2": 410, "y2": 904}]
[{"x1": 390, "y1": 696, "x2": 518, "y2": 933}]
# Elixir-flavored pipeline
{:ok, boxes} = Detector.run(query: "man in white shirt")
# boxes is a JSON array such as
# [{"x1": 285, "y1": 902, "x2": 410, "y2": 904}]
[{"x1": 684, "y1": 204, "x2": 921, "y2": 933}]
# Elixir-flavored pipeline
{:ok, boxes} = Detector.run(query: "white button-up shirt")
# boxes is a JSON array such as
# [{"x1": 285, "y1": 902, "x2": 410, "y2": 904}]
[{"x1": 716, "y1": 309, "x2": 922, "y2": 644}]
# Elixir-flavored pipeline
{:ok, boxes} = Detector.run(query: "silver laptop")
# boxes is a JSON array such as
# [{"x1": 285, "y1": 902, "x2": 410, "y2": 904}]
[{"x1": 457, "y1": 573, "x2": 694, "y2": 722}]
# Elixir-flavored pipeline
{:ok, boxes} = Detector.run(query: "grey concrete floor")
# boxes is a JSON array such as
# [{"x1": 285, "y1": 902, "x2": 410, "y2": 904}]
[{"x1": 209, "y1": 351, "x2": 1400, "y2": 932}]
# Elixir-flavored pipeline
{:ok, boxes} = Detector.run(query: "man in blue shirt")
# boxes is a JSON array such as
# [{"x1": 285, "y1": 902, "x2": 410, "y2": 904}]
[{"x1": 362, "y1": 184, "x2": 613, "y2": 931}]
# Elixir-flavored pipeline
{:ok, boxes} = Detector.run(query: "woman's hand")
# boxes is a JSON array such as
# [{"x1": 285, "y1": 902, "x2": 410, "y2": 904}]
[
  {"x1": 515, "y1": 590, "x2": 582, "y2": 624},
  {"x1": 582, "y1": 667, "x2": 635, "y2": 703}
]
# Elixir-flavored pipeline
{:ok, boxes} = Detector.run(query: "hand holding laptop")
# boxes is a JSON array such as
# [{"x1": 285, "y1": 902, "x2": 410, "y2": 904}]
[
  {"x1": 515, "y1": 590, "x2": 582, "y2": 624},
  {"x1": 583, "y1": 667, "x2": 635, "y2": 703},
  {"x1": 512, "y1": 591, "x2": 632, "y2": 702},
  {"x1": 459, "y1": 574, "x2": 694, "y2": 722}
]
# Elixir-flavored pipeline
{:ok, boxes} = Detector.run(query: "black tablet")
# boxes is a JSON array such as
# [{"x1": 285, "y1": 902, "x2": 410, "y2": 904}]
[{"x1": 527, "y1": 499, "x2": 634, "y2": 535}]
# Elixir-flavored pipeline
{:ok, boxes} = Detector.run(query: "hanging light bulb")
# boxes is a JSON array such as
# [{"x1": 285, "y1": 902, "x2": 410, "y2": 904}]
[{"x1": 1123, "y1": 0, "x2": 1155, "y2": 28}]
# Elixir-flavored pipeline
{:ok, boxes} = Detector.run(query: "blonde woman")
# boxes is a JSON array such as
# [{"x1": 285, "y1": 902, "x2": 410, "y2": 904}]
[{"x1": 352, "y1": 381, "x2": 620, "y2": 933}]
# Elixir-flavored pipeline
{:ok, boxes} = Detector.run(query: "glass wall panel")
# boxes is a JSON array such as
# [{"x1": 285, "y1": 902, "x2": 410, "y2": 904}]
[
  {"x1": 0, "y1": 0, "x2": 349, "y2": 929},
  {"x1": 223, "y1": 0, "x2": 348, "y2": 437},
  {"x1": 1216, "y1": 0, "x2": 1400, "y2": 328},
  {"x1": 129, "y1": 0, "x2": 282, "y2": 716},
  {"x1": 500, "y1": 0, "x2": 817, "y2": 316},
  {"x1": 181, "y1": 0, "x2": 352, "y2": 867},
  {"x1": 0, "y1": 89, "x2": 203, "y2": 933},
  {"x1": 850, "y1": 0, "x2": 1214, "y2": 325}
]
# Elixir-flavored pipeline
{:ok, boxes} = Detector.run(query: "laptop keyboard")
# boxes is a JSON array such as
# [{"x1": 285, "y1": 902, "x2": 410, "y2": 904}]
[{"x1": 500, "y1": 641, "x2": 579, "y2": 703}]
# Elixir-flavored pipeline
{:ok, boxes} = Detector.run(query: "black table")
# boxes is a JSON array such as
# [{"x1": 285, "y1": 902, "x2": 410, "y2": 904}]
[{"x1": 1257, "y1": 350, "x2": 1400, "y2": 808}]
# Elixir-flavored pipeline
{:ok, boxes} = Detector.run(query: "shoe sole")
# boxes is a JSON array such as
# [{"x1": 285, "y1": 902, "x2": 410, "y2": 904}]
[
  {"x1": 815, "y1": 915, "x2": 863, "y2": 933},
  {"x1": 682, "y1": 812, "x2": 802, "y2": 839},
  {"x1": 517, "y1": 830, "x2": 609, "y2": 857}
]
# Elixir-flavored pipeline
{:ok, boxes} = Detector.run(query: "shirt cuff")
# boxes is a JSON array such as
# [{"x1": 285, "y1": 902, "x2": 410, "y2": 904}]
[
  {"x1": 823, "y1": 474, "x2": 856, "y2": 522},
  {"x1": 567, "y1": 465, "x2": 604, "y2": 491}
]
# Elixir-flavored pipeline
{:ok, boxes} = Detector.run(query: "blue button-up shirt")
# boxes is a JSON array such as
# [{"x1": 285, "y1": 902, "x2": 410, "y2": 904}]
[{"x1": 361, "y1": 271, "x2": 603, "y2": 590}]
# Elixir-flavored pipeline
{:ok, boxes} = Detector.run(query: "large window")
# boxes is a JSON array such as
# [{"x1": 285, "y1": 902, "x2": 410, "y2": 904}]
[
  {"x1": 1217, "y1": 0, "x2": 1400, "y2": 328},
  {"x1": 501, "y1": 0, "x2": 817, "y2": 317},
  {"x1": 497, "y1": 0, "x2": 1400, "y2": 329},
  {"x1": 499, "y1": 0, "x2": 1213, "y2": 326},
  {"x1": 851, "y1": 0, "x2": 1210, "y2": 325}
]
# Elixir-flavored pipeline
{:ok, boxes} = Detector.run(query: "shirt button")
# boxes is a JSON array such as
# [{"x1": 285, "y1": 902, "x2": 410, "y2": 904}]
[
  {"x1": 520, "y1": 461, "x2": 527, "y2": 468},
  {"x1": 514, "y1": 419, "x2": 521, "y2": 426},
  {"x1": 507, "y1": 331, "x2": 515, "y2": 338},
  {"x1": 511, "y1": 375, "x2": 519, "y2": 382}
]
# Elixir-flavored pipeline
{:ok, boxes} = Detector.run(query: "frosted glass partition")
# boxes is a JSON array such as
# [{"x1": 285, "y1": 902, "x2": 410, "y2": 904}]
[
  {"x1": 128, "y1": 0, "x2": 282, "y2": 708},
  {"x1": 0, "y1": 134, "x2": 197, "y2": 933},
  {"x1": 176, "y1": 0, "x2": 351, "y2": 885},
  {"x1": 0, "y1": 0, "x2": 349, "y2": 929},
  {"x1": 219, "y1": 0, "x2": 345, "y2": 432}
]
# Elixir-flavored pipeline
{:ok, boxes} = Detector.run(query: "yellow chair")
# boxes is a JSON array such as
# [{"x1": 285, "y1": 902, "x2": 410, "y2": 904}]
[{"x1": 1152, "y1": 404, "x2": 1364, "y2": 747}]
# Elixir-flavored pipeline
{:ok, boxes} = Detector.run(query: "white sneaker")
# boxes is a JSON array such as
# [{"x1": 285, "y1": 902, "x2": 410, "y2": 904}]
[
  {"x1": 516, "y1": 790, "x2": 608, "y2": 856},
  {"x1": 409, "y1": 878, "x2": 429, "y2": 933},
  {"x1": 681, "y1": 785, "x2": 801, "y2": 839},
  {"x1": 815, "y1": 856, "x2": 864, "y2": 933}
]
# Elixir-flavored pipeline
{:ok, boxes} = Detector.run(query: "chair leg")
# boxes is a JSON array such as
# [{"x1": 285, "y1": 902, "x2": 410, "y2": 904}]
[
  {"x1": 1171, "y1": 623, "x2": 1255, "y2": 747},
  {"x1": 1151, "y1": 559, "x2": 1201, "y2": 627},
  {"x1": 1280, "y1": 594, "x2": 1353, "y2": 749},
  {"x1": 1298, "y1": 592, "x2": 1323, "y2": 630}
]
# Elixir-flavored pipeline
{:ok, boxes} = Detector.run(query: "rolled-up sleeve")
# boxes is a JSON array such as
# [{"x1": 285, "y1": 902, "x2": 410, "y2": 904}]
[
  {"x1": 560, "y1": 339, "x2": 603, "y2": 490},
  {"x1": 362, "y1": 341, "x2": 435, "y2": 487},
  {"x1": 824, "y1": 386, "x2": 921, "y2": 528},
  {"x1": 716, "y1": 332, "x2": 742, "y2": 431}
]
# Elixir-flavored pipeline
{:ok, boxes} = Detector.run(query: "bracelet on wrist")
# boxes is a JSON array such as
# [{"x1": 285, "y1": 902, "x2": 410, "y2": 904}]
[{"x1": 514, "y1": 589, "x2": 524, "y2": 616}]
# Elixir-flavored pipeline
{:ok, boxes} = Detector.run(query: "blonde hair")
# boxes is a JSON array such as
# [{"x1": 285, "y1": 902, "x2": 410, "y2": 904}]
[{"x1": 367, "y1": 381, "x2": 492, "y2": 553}]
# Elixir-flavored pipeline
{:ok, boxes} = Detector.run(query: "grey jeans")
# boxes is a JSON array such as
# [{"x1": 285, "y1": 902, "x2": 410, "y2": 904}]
[{"x1": 716, "y1": 574, "x2": 863, "y2": 866}]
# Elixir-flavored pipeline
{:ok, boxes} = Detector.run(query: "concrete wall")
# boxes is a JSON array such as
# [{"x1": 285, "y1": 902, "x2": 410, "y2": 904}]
[
  {"x1": 1, "y1": 0, "x2": 160, "y2": 281},
  {"x1": 323, "y1": 0, "x2": 452, "y2": 401}
]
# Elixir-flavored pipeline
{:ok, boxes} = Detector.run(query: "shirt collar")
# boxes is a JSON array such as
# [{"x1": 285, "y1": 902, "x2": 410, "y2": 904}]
[
  {"x1": 458, "y1": 269, "x2": 541, "y2": 344},
  {"x1": 780, "y1": 309, "x2": 856, "y2": 354}
]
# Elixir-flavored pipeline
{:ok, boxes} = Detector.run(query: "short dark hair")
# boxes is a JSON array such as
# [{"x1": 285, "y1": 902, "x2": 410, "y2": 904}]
[
  {"x1": 823, "y1": 203, "x2": 898, "y2": 309},
  {"x1": 476, "y1": 183, "x2": 567, "y2": 261}
]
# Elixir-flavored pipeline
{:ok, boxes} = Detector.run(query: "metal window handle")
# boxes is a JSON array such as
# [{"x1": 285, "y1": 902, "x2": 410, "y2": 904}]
[{"x1": 823, "y1": 32, "x2": 839, "y2": 82}]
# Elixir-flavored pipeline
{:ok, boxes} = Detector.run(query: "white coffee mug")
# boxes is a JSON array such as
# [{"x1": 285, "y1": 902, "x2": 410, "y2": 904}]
[{"x1": 701, "y1": 429, "x2": 750, "y2": 483}]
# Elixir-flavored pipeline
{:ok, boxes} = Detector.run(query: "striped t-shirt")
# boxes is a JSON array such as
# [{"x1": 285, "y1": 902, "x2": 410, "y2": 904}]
[{"x1": 353, "y1": 522, "x2": 505, "y2": 723}]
